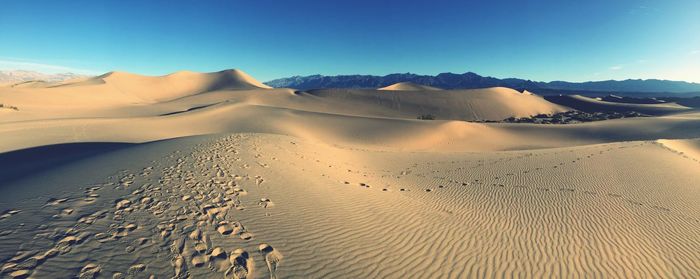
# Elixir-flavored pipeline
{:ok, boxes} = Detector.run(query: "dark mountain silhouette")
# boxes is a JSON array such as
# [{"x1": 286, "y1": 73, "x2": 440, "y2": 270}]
[{"x1": 265, "y1": 72, "x2": 700, "y2": 95}]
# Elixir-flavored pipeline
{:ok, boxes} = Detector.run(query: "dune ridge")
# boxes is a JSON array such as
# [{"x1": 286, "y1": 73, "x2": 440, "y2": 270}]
[
  {"x1": 378, "y1": 81, "x2": 442, "y2": 91},
  {"x1": 658, "y1": 138, "x2": 700, "y2": 162},
  {"x1": 305, "y1": 86, "x2": 569, "y2": 121},
  {"x1": 76, "y1": 69, "x2": 272, "y2": 102},
  {"x1": 545, "y1": 94, "x2": 690, "y2": 115}
]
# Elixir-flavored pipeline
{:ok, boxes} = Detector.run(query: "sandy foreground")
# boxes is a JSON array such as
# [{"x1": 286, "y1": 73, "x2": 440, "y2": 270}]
[{"x1": 1, "y1": 70, "x2": 699, "y2": 278}]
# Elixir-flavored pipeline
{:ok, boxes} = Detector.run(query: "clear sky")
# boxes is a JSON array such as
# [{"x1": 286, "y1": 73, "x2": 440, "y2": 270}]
[{"x1": 1, "y1": 0, "x2": 699, "y2": 82}]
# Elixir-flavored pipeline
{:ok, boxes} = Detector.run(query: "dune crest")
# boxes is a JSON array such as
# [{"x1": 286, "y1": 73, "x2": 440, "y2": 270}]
[
  {"x1": 658, "y1": 138, "x2": 700, "y2": 161},
  {"x1": 545, "y1": 94, "x2": 690, "y2": 115},
  {"x1": 58, "y1": 69, "x2": 272, "y2": 102},
  {"x1": 307, "y1": 86, "x2": 569, "y2": 121},
  {"x1": 378, "y1": 82, "x2": 441, "y2": 91}
]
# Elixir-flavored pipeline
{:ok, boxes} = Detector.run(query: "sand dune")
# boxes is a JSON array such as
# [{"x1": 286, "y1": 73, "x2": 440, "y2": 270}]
[
  {"x1": 601, "y1": 94, "x2": 666, "y2": 104},
  {"x1": 1, "y1": 69, "x2": 699, "y2": 278},
  {"x1": 304, "y1": 87, "x2": 569, "y2": 121},
  {"x1": 0, "y1": 69, "x2": 269, "y2": 109},
  {"x1": 0, "y1": 78, "x2": 566, "y2": 123},
  {"x1": 0, "y1": 69, "x2": 275, "y2": 122},
  {"x1": 62, "y1": 69, "x2": 272, "y2": 102},
  {"x1": 545, "y1": 94, "x2": 691, "y2": 115},
  {"x1": 3, "y1": 100, "x2": 700, "y2": 153},
  {"x1": 5, "y1": 80, "x2": 53, "y2": 88},
  {"x1": 378, "y1": 81, "x2": 441, "y2": 91},
  {"x1": 658, "y1": 138, "x2": 700, "y2": 162}
]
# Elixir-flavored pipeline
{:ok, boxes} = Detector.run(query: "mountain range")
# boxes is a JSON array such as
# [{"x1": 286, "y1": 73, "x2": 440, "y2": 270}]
[
  {"x1": 0, "y1": 70, "x2": 85, "y2": 84},
  {"x1": 265, "y1": 72, "x2": 700, "y2": 94}
]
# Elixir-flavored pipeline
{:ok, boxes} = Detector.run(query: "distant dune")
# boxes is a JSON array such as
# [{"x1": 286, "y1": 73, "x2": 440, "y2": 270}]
[
  {"x1": 305, "y1": 86, "x2": 568, "y2": 121},
  {"x1": 601, "y1": 94, "x2": 666, "y2": 104},
  {"x1": 545, "y1": 94, "x2": 691, "y2": 115},
  {"x1": 378, "y1": 82, "x2": 441, "y2": 91},
  {"x1": 0, "y1": 69, "x2": 272, "y2": 115},
  {"x1": 61, "y1": 69, "x2": 272, "y2": 102}
]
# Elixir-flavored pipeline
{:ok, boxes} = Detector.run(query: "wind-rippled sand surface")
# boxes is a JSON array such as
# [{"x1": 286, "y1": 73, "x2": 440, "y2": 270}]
[{"x1": 1, "y1": 133, "x2": 698, "y2": 278}]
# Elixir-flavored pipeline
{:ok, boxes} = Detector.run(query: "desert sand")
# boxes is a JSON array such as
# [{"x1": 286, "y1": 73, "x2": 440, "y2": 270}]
[
  {"x1": 1, "y1": 69, "x2": 699, "y2": 278},
  {"x1": 544, "y1": 94, "x2": 691, "y2": 115},
  {"x1": 378, "y1": 81, "x2": 442, "y2": 91}
]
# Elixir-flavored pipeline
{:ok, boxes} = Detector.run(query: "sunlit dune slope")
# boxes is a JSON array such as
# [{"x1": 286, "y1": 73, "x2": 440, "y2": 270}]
[
  {"x1": 545, "y1": 94, "x2": 690, "y2": 115},
  {"x1": 378, "y1": 81, "x2": 442, "y2": 91},
  {"x1": 305, "y1": 86, "x2": 569, "y2": 121}
]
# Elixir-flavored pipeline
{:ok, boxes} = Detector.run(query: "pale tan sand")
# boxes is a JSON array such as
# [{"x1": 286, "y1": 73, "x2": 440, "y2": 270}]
[
  {"x1": 304, "y1": 86, "x2": 569, "y2": 121},
  {"x1": 658, "y1": 138, "x2": 700, "y2": 162},
  {"x1": 1, "y1": 70, "x2": 699, "y2": 278},
  {"x1": 546, "y1": 94, "x2": 691, "y2": 115},
  {"x1": 378, "y1": 81, "x2": 442, "y2": 91},
  {"x1": 4, "y1": 80, "x2": 52, "y2": 88},
  {"x1": 2, "y1": 102, "x2": 700, "y2": 153},
  {"x1": 1, "y1": 134, "x2": 699, "y2": 278}
]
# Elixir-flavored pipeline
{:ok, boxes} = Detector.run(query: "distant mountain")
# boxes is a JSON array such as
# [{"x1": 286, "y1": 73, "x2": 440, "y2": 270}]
[
  {"x1": 0, "y1": 70, "x2": 86, "y2": 84},
  {"x1": 265, "y1": 72, "x2": 700, "y2": 94}
]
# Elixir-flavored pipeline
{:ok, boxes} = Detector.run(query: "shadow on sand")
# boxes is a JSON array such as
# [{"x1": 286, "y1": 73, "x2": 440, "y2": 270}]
[{"x1": 0, "y1": 142, "x2": 135, "y2": 186}]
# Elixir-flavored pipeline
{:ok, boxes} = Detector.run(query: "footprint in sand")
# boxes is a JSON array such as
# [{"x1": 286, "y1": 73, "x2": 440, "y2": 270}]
[
  {"x1": 258, "y1": 244, "x2": 283, "y2": 279},
  {"x1": 170, "y1": 237, "x2": 186, "y2": 255},
  {"x1": 7, "y1": 269, "x2": 31, "y2": 279},
  {"x1": 211, "y1": 247, "x2": 227, "y2": 259},
  {"x1": 110, "y1": 223, "x2": 137, "y2": 239},
  {"x1": 78, "y1": 263, "x2": 101, "y2": 279},
  {"x1": 45, "y1": 198, "x2": 69, "y2": 207},
  {"x1": 115, "y1": 199, "x2": 131, "y2": 210},
  {"x1": 2, "y1": 252, "x2": 48, "y2": 278},
  {"x1": 258, "y1": 198, "x2": 273, "y2": 208},
  {"x1": 255, "y1": 176, "x2": 264, "y2": 186},
  {"x1": 171, "y1": 254, "x2": 188, "y2": 278},
  {"x1": 191, "y1": 251, "x2": 208, "y2": 268},
  {"x1": 194, "y1": 240, "x2": 209, "y2": 254},
  {"x1": 217, "y1": 221, "x2": 240, "y2": 235},
  {"x1": 0, "y1": 209, "x2": 21, "y2": 220},
  {"x1": 127, "y1": 263, "x2": 146, "y2": 277},
  {"x1": 239, "y1": 232, "x2": 254, "y2": 240},
  {"x1": 60, "y1": 208, "x2": 74, "y2": 216},
  {"x1": 188, "y1": 228, "x2": 204, "y2": 241},
  {"x1": 559, "y1": 188, "x2": 575, "y2": 192},
  {"x1": 208, "y1": 247, "x2": 232, "y2": 272},
  {"x1": 55, "y1": 233, "x2": 89, "y2": 254},
  {"x1": 225, "y1": 249, "x2": 254, "y2": 279},
  {"x1": 626, "y1": 199, "x2": 643, "y2": 206}
]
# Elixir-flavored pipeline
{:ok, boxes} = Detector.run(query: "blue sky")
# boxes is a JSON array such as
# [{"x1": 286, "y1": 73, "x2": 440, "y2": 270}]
[{"x1": 1, "y1": 0, "x2": 699, "y2": 82}]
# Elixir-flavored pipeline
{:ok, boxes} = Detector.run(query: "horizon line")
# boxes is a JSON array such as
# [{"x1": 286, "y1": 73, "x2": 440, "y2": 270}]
[{"x1": 2, "y1": 67, "x2": 700, "y2": 85}]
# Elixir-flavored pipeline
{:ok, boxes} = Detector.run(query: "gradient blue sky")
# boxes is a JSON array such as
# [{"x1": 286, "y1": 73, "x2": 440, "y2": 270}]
[{"x1": 1, "y1": 0, "x2": 699, "y2": 82}]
